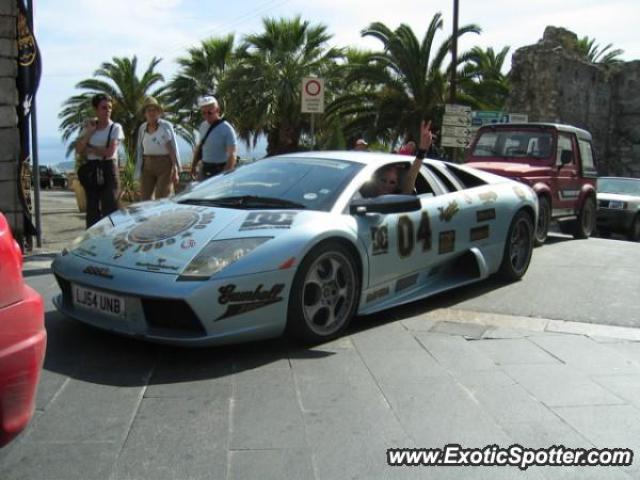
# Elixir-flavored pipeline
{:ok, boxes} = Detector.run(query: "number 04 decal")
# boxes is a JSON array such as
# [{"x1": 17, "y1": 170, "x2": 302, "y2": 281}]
[{"x1": 397, "y1": 213, "x2": 432, "y2": 257}]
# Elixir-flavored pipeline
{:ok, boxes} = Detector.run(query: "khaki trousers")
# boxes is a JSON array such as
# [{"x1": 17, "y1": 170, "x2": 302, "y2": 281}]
[{"x1": 141, "y1": 155, "x2": 173, "y2": 200}]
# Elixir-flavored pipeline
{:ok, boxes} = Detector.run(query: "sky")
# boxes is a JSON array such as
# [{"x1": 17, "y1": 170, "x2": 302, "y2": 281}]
[{"x1": 34, "y1": 0, "x2": 640, "y2": 140}]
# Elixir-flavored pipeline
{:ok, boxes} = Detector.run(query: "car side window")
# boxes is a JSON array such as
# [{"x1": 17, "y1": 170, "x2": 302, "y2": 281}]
[
  {"x1": 423, "y1": 163, "x2": 461, "y2": 192},
  {"x1": 578, "y1": 139, "x2": 597, "y2": 176},
  {"x1": 556, "y1": 133, "x2": 574, "y2": 166}
]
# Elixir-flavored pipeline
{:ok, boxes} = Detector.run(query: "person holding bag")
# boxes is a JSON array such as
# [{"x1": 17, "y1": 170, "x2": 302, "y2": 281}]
[
  {"x1": 190, "y1": 95, "x2": 237, "y2": 180},
  {"x1": 134, "y1": 97, "x2": 181, "y2": 200},
  {"x1": 75, "y1": 93, "x2": 124, "y2": 228}
]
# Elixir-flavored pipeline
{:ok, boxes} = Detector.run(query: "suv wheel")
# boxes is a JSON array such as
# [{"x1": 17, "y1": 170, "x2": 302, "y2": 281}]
[
  {"x1": 628, "y1": 215, "x2": 640, "y2": 242},
  {"x1": 574, "y1": 197, "x2": 596, "y2": 239},
  {"x1": 534, "y1": 196, "x2": 550, "y2": 246}
]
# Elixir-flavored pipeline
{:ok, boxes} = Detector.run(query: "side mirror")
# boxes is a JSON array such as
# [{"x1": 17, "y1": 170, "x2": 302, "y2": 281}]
[
  {"x1": 350, "y1": 195, "x2": 421, "y2": 216},
  {"x1": 560, "y1": 149, "x2": 573, "y2": 166}
]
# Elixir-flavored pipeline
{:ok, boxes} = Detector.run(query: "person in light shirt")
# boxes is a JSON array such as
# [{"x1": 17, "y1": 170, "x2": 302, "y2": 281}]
[{"x1": 134, "y1": 97, "x2": 181, "y2": 200}]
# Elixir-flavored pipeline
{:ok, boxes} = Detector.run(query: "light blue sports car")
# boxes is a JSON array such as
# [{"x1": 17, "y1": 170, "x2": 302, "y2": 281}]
[{"x1": 52, "y1": 152, "x2": 538, "y2": 346}]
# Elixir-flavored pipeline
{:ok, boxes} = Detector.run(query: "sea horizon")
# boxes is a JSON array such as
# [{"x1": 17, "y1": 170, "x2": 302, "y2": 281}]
[{"x1": 36, "y1": 135, "x2": 268, "y2": 170}]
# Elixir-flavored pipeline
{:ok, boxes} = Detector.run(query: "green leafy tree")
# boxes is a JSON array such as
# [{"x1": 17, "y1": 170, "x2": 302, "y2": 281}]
[
  {"x1": 458, "y1": 46, "x2": 510, "y2": 110},
  {"x1": 166, "y1": 35, "x2": 237, "y2": 145},
  {"x1": 576, "y1": 36, "x2": 624, "y2": 65},
  {"x1": 223, "y1": 16, "x2": 343, "y2": 155},
  {"x1": 58, "y1": 56, "x2": 165, "y2": 160},
  {"x1": 326, "y1": 13, "x2": 480, "y2": 146}
]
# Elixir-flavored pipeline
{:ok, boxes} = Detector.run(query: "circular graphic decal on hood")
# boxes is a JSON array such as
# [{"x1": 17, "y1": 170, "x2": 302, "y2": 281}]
[{"x1": 128, "y1": 210, "x2": 200, "y2": 243}]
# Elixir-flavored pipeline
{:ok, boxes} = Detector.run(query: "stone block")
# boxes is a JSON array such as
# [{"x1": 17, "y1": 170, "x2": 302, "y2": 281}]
[
  {"x1": 0, "y1": 178, "x2": 17, "y2": 208},
  {"x1": 0, "y1": 128, "x2": 18, "y2": 159},
  {"x1": 0, "y1": 104, "x2": 16, "y2": 127},
  {"x1": 111, "y1": 397, "x2": 229, "y2": 480},
  {"x1": 0, "y1": 2, "x2": 16, "y2": 16},
  {"x1": 0, "y1": 78, "x2": 17, "y2": 104},
  {"x1": 0, "y1": 15, "x2": 14, "y2": 38},
  {"x1": 0, "y1": 57, "x2": 15, "y2": 76},
  {"x1": 0, "y1": 38, "x2": 16, "y2": 58}
]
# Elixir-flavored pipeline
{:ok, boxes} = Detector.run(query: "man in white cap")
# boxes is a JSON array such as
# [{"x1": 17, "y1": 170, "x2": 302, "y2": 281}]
[
  {"x1": 354, "y1": 138, "x2": 368, "y2": 151},
  {"x1": 191, "y1": 95, "x2": 237, "y2": 180}
]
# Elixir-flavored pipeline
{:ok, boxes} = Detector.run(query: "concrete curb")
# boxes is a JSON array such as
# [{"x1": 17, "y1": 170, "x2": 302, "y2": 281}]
[{"x1": 415, "y1": 308, "x2": 640, "y2": 342}]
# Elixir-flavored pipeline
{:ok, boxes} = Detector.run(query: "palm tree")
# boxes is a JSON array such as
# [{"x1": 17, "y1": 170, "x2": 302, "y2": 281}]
[
  {"x1": 59, "y1": 56, "x2": 165, "y2": 160},
  {"x1": 325, "y1": 13, "x2": 480, "y2": 146},
  {"x1": 223, "y1": 16, "x2": 343, "y2": 155},
  {"x1": 458, "y1": 46, "x2": 510, "y2": 110},
  {"x1": 576, "y1": 36, "x2": 624, "y2": 65},
  {"x1": 166, "y1": 35, "x2": 236, "y2": 145}
]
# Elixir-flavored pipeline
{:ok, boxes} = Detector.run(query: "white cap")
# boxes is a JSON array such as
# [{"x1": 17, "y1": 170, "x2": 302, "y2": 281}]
[{"x1": 197, "y1": 95, "x2": 218, "y2": 108}]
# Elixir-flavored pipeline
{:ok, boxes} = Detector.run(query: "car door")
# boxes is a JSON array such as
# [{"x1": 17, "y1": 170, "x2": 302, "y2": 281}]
[
  {"x1": 356, "y1": 166, "x2": 457, "y2": 289},
  {"x1": 553, "y1": 132, "x2": 581, "y2": 215}
]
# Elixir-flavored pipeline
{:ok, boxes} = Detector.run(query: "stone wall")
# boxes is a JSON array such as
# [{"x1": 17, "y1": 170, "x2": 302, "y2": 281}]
[
  {"x1": 506, "y1": 26, "x2": 640, "y2": 177},
  {"x1": 0, "y1": 0, "x2": 21, "y2": 236}
]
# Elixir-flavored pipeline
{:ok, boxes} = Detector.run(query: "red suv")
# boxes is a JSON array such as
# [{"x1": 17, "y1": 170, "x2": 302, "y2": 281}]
[
  {"x1": 0, "y1": 213, "x2": 46, "y2": 446},
  {"x1": 466, "y1": 123, "x2": 598, "y2": 245}
]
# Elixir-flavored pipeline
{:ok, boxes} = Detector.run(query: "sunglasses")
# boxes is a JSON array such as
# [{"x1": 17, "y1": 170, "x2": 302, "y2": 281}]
[{"x1": 378, "y1": 177, "x2": 397, "y2": 185}]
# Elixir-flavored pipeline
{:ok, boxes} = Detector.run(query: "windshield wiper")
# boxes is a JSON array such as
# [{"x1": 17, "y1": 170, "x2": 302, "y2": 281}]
[{"x1": 178, "y1": 196, "x2": 306, "y2": 209}]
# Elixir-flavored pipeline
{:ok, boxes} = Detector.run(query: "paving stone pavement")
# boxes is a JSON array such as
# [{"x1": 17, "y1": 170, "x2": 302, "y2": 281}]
[
  {"x1": 3, "y1": 191, "x2": 639, "y2": 479},
  {"x1": 2, "y1": 279, "x2": 640, "y2": 480}
]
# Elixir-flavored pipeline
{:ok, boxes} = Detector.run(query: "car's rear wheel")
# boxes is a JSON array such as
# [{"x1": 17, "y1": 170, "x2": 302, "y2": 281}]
[
  {"x1": 534, "y1": 196, "x2": 550, "y2": 246},
  {"x1": 573, "y1": 196, "x2": 596, "y2": 239},
  {"x1": 498, "y1": 210, "x2": 534, "y2": 281},
  {"x1": 287, "y1": 242, "x2": 360, "y2": 343},
  {"x1": 628, "y1": 215, "x2": 640, "y2": 242}
]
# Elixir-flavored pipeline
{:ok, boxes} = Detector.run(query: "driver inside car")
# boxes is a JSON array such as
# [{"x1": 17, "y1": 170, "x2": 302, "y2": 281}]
[{"x1": 362, "y1": 120, "x2": 433, "y2": 197}]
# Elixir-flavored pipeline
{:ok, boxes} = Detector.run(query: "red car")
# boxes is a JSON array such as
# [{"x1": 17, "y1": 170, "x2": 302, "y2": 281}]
[{"x1": 0, "y1": 213, "x2": 46, "y2": 447}]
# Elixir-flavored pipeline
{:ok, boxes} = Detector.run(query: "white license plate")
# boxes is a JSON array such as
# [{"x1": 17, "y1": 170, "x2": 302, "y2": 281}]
[
  {"x1": 608, "y1": 201, "x2": 624, "y2": 209},
  {"x1": 72, "y1": 284, "x2": 126, "y2": 318}
]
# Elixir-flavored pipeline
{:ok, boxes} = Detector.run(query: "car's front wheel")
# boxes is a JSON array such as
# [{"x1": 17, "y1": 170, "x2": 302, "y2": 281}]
[
  {"x1": 498, "y1": 210, "x2": 534, "y2": 281},
  {"x1": 628, "y1": 215, "x2": 640, "y2": 242},
  {"x1": 574, "y1": 196, "x2": 596, "y2": 239},
  {"x1": 534, "y1": 195, "x2": 550, "y2": 246},
  {"x1": 287, "y1": 242, "x2": 360, "y2": 343}
]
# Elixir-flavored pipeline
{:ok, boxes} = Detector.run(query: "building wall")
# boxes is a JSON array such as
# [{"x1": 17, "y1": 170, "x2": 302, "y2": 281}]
[
  {"x1": 506, "y1": 26, "x2": 640, "y2": 177},
  {"x1": 0, "y1": 0, "x2": 21, "y2": 236}
]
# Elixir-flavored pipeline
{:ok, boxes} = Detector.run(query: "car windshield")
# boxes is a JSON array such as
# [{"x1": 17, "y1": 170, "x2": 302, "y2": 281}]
[
  {"x1": 598, "y1": 178, "x2": 640, "y2": 195},
  {"x1": 176, "y1": 156, "x2": 363, "y2": 211},
  {"x1": 472, "y1": 130, "x2": 554, "y2": 159}
]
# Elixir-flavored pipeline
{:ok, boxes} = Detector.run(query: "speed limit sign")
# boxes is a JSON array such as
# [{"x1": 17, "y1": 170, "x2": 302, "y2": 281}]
[{"x1": 301, "y1": 77, "x2": 325, "y2": 113}]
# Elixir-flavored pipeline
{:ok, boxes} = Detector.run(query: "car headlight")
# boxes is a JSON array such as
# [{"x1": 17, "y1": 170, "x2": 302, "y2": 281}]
[
  {"x1": 70, "y1": 219, "x2": 114, "y2": 248},
  {"x1": 178, "y1": 237, "x2": 272, "y2": 280}
]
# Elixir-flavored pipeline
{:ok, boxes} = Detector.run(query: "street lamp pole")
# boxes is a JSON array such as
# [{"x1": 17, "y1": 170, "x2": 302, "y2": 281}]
[{"x1": 450, "y1": 0, "x2": 459, "y2": 104}]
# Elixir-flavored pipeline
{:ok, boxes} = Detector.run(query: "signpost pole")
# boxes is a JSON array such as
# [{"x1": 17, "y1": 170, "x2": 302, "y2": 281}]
[{"x1": 310, "y1": 113, "x2": 315, "y2": 149}]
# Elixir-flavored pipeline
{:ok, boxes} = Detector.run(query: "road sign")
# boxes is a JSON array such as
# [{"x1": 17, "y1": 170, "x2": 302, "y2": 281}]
[
  {"x1": 508, "y1": 113, "x2": 529, "y2": 123},
  {"x1": 442, "y1": 112, "x2": 471, "y2": 126},
  {"x1": 441, "y1": 125, "x2": 472, "y2": 138},
  {"x1": 301, "y1": 77, "x2": 325, "y2": 113},
  {"x1": 442, "y1": 105, "x2": 472, "y2": 148},
  {"x1": 445, "y1": 104, "x2": 471, "y2": 114},
  {"x1": 440, "y1": 136, "x2": 470, "y2": 148}
]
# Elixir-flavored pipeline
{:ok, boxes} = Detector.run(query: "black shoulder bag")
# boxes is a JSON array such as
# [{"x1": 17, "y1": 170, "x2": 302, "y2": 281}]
[{"x1": 96, "y1": 124, "x2": 115, "y2": 187}]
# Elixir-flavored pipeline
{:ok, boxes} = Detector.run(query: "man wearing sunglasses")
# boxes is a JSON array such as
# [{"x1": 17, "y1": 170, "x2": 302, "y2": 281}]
[{"x1": 191, "y1": 96, "x2": 237, "y2": 180}]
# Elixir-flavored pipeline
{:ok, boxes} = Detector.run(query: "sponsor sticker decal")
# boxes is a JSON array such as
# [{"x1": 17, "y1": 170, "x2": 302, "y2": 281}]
[
  {"x1": 240, "y1": 212, "x2": 297, "y2": 231},
  {"x1": 438, "y1": 230, "x2": 456, "y2": 254},
  {"x1": 476, "y1": 208, "x2": 496, "y2": 222},
  {"x1": 366, "y1": 286, "x2": 390, "y2": 303},
  {"x1": 216, "y1": 284, "x2": 285, "y2": 321},
  {"x1": 395, "y1": 273, "x2": 419, "y2": 293},
  {"x1": 438, "y1": 201, "x2": 460, "y2": 222},
  {"x1": 513, "y1": 185, "x2": 527, "y2": 201},
  {"x1": 470, "y1": 225, "x2": 490, "y2": 241},
  {"x1": 478, "y1": 191, "x2": 498, "y2": 204},
  {"x1": 371, "y1": 225, "x2": 389, "y2": 255}
]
